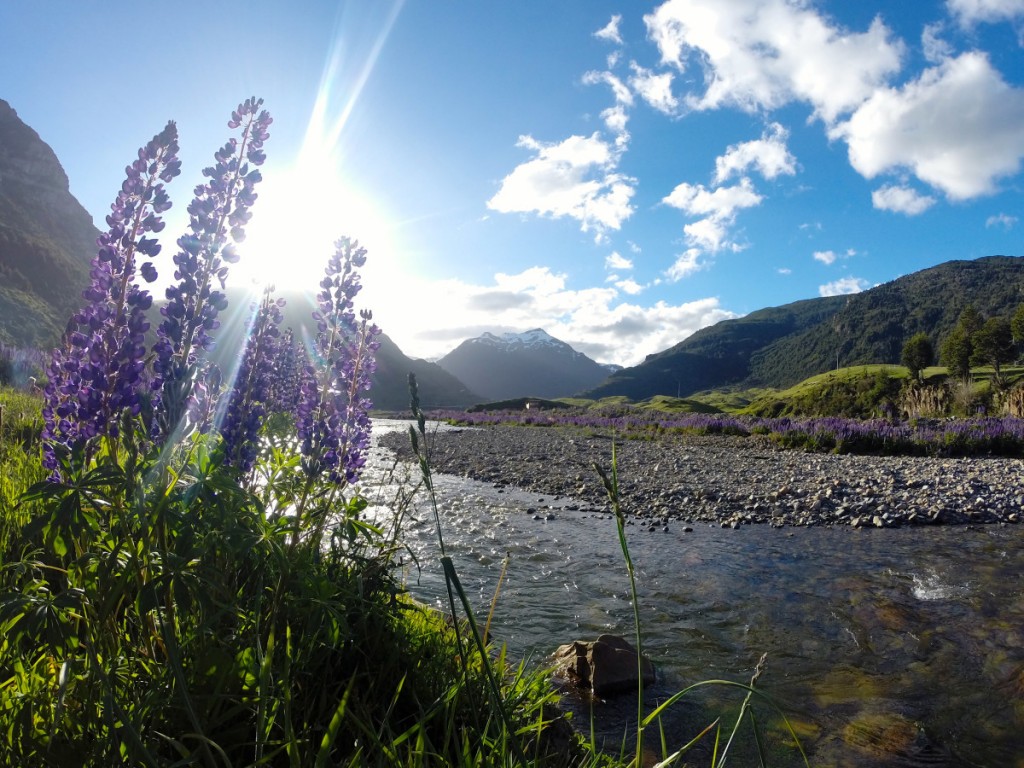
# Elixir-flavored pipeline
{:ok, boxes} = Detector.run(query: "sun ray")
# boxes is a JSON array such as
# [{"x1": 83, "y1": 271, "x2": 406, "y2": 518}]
[{"x1": 236, "y1": 0, "x2": 407, "y2": 293}]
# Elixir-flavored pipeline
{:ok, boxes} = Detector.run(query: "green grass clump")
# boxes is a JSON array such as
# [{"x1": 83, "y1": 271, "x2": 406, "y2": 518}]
[
  {"x1": 0, "y1": 387, "x2": 45, "y2": 555},
  {"x1": 743, "y1": 366, "x2": 906, "y2": 418},
  {"x1": 635, "y1": 395, "x2": 721, "y2": 414}
]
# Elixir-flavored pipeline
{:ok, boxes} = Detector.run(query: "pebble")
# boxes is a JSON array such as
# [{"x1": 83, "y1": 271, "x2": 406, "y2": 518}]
[{"x1": 379, "y1": 426, "x2": 1023, "y2": 529}]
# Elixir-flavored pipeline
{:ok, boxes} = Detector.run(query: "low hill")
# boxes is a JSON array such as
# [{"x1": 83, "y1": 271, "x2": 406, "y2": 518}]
[
  {"x1": 751, "y1": 256, "x2": 1024, "y2": 386},
  {"x1": 585, "y1": 255, "x2": 1024, "y2": 401}
]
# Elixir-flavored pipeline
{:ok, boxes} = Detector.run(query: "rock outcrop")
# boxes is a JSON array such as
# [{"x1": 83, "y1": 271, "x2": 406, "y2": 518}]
[{"x1": 553, "y1": 634, "x2": 655, "y2": 697}]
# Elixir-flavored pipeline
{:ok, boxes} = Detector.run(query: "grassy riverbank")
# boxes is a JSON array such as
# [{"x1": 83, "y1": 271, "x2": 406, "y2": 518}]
[
  {"x1": 0, "y1": 385, "x2": 575, "y2": 765},
  {"x1": 1, "y1": 385, "x2": 808, "y2": 766}
]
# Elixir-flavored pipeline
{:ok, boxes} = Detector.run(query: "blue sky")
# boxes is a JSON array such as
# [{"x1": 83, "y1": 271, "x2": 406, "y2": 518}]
[{"x1": 2, "y1": 1, "x2": 1023, "y2": 366}]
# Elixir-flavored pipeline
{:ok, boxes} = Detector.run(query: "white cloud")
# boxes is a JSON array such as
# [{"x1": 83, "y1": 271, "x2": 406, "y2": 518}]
[
  {"x1": 600, "y1": 106, "x2": 630, "y2": 148},
  {"x1": 628, "y1": 62, "x2": 679, "y2": 114},
  {"x1": 606, "y1": 251, "x2": 634, "y2": 270},
  {"x1": 366, "y1": 265, "x2": 735, "y2": 366},
  {"x1": 663, "y1": 177, "x2": 763, "y2": 218},
  {"x1": 714, "y1": 123, "x2": 797, "y2": 183},
  {"x1": 666, "y1": 248, "x2": 706, "y2": 280},
  {"x1": 615, "y1": 277, "x2": 645, "y2": 295},
  {"x1": 986, "y1": 212, "x2": 1019, "y2": 228},
  {"x1": 922, "y1": 23, "x2": 954, "y2": 63},
  {"x1": 777, "y1": 267, "x2": 792, "y2": 275},
  {"x1": 644, "y1": 0, "x2": 904, "y2": 122},
  {"x1": 947, "y1": 0, "x2": 1024, "y2": 25},
  {"x1": 819, "y1": 277, "x2": 870, "y2": 296},
  {"x1": 663, "y1": 177, "x2": 763, "y2": 253},
  {"x1": 488, "y1": 133, "x2": 636, "y2": 234},
  {"x1": 871, "y1": 184, "x2": 937, "y2": 215},
  {"x1": 583, "y1": 70, "x2": 634, "y2": 106},
  {"x1": 833, "y1": 52, "x2": 1024, "y2": 199},
  {"x1": 814, "y1": 248, "x2": 857, "y2": 264},
  {"x1": 681, "y1": 217, "x2": 734, "y2": 253},
  {"x1": 595, "y1": 14, "x2": 624, "y2": 44}
]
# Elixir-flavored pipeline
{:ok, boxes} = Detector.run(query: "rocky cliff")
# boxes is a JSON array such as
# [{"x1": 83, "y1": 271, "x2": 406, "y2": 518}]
[{"x1": 0, "y1": 98, "x2": 98, "y2": 347}]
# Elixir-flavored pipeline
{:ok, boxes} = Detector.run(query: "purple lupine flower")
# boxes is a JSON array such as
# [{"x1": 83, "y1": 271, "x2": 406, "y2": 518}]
[
  {"x1": 154, "y1": 97, "x2": 272, "y2": 441},
  {"x1": 296, "y1": 237, "x2": 380, "y2": 486},
  {"x1": 218, "y1": 288, "x2": 284, "y2": 474},
  {"x1": 267, "y1": 327, "x2": 303, "y2": 414},
  {"x1": 42, "y1": 122, "x2": 180, "y2": 475}
]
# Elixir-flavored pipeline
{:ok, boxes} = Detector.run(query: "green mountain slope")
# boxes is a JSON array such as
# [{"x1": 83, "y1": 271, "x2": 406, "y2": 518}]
[
  {"x1": 752, "y1": 256, "x2": 1024, "y2": 387},
  {"x1": 585, "y1": 295, "x2": 845, "y2": 399},
  {"x1": 0, "y1": 99, "x2": 98, "y2": 347},
  {"x1": 586, "y1": 255, "x2": 1024, "y2": 400}
]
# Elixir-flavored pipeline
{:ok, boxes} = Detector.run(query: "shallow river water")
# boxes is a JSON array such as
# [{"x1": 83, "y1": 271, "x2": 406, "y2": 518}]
[{"x1": 365, "y1": 421, "x2": 1024, "y2": 767}]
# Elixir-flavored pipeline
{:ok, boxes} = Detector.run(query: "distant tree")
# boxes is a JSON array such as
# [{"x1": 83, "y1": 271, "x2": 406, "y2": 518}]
[
  {"x1": 958, "y1": 304, "x2": 984, "y2": 337},
  {"x1": 940, "y1": 327, "x2": 973, "y2": 381},
  {"x1": 901, "y1": 332, "x2": 933, "y2": 381},
  {"x1": 940, "y1": 305, "x2": 985, "y2": 382},
  {"x1": 1011, "y1": 304, "x2": 1024, "y2": 348},
  {"x1": 971, "y1": 316, "x2": 1015, "y2": 388}
]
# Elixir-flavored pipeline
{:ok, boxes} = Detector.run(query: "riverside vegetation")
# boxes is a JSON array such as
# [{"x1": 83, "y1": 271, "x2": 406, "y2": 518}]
[{"x1": 0, "y1": 101, "x2": 807, "y2": 766}]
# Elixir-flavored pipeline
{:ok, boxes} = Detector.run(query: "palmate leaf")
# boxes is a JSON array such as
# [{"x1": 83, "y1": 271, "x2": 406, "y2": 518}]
[
  {"x1": 0, "y1": 583, "x2": 85, "y2": 654},
  {"x1": 20, "y1": 456, "x2": 130, "y2": 544}
]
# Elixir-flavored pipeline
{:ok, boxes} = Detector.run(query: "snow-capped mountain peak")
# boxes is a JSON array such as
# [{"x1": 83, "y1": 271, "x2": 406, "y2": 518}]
[
  {"x1": 438, "y1": 327, "x2": 612, "y2": 400},
  {"x1": 473, "y1": 328, "x2": 562, "y2": 350}
]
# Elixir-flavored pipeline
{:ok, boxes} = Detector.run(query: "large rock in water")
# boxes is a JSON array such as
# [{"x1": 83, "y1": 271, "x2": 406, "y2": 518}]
[{"x1": 553, "y1": 634, "x2": 655, "y2": 697}]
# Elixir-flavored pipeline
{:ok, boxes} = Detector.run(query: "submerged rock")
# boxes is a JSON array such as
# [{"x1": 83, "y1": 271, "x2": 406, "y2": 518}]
[{"x1": 552, "y1": 634, "x2": 655, "y2": 697}]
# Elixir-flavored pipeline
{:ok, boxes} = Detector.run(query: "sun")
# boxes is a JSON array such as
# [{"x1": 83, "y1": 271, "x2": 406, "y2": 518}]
[{"x1": 237, "y1": 158, "x2": 398, "y2": 294}]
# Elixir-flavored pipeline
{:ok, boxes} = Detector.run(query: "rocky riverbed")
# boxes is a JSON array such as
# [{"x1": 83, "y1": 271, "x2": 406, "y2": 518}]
[{"x1": 378, "y1": 424, "x2": 1024, "y2": 528}]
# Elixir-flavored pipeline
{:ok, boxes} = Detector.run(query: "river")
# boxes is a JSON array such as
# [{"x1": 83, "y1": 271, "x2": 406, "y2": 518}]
[{"x1": 364, "y1": 420, "x2": 1024, "y2": 767}]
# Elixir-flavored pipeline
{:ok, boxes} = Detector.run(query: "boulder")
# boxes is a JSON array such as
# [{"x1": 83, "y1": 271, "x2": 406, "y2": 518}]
[{"x1": 552, "y1": 634, "x2": 655, "y2": 697}]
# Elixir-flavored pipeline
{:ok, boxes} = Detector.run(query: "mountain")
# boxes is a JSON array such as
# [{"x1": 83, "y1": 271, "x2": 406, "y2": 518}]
[
  {"x1": 586, "y1": 255, "x2": 1024, "y2": 400},
  {"x1": 437, "y1": 328, "x2": 614, "y2": 400},
  {"x1": 0, "y1": 99, "x2": 98, "y2": 348},
  {"x1": 204, "y1": 287, "x2": 480, "y2": 411},
  {"x1": 370, "y1": 334, "x2": 480, "y2": 410}
]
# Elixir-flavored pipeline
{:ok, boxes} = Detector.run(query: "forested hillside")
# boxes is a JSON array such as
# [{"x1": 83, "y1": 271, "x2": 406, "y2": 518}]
[{"x1": 586, "y1": 256, "x2": 1024, "y2": 400}]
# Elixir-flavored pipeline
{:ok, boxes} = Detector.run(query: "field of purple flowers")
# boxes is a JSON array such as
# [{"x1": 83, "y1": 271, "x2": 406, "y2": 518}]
[{"x1": 432, "y1": 407, "x2": 1024, "y2": 458}]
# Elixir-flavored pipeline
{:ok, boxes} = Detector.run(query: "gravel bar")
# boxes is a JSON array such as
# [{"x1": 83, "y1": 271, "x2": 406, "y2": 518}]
[{"x1": 378, "y1": 424, "x2": 1024, "y2": 528}]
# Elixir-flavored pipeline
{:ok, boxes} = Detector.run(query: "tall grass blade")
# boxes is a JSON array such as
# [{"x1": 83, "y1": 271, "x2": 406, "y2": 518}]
[
  {"x1": 254, "y1": 625, "x2": 276, "y2": 764},
  {"x1": 595, "y1": 441, "x2": 645, "y2": 768},
  {"x1": 483, "y1": 552, "x2": 510, "y2": 646},
  {"x1": 315, "y1": 676, "x2": 355, "y2": 767}
]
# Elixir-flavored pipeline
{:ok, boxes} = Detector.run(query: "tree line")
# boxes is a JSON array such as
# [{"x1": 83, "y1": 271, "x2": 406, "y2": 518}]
[{"x1": 901, "y1": 304, "x2": 1024, "y2": 386}]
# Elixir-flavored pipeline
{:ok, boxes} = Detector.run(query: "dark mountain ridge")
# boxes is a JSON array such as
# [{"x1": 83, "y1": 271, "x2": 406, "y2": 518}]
[
  {"x1": 437, "y1": 328, "x2": 613, "y2": 400},
  {"x1": 204, "y1": 287, "x2": 479, "y2": 411}
]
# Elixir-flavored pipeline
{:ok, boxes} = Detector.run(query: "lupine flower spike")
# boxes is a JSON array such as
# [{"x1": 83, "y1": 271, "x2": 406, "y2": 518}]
[
  {"x1": 154, "y1": 97, "x2": 272, "y2": 441},
  {"x1": 268, "y1": 327, "x2": 304, "y2": 414},
  {"x1": 296, "y1": 237, "x2": 380, "y2": 488},
  {"x1": 42, "y1": 122, "x2": 180, "y2": 476},
  {"x1": 219, "y1": 287, "x2": 284, "y2": 476}
]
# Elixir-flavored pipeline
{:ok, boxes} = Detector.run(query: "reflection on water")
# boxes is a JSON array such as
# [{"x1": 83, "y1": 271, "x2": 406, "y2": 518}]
[{"x1": 364, "y1": 421, "x2": 1024, "y2": 767}]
